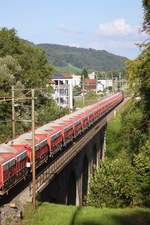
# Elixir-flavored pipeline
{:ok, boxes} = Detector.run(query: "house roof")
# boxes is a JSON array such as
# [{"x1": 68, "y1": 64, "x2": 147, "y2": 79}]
[
  {"x1": 84, "y1": 79, "x2": 96, "y2": 85},
  {"x1": 53, "y1": 73, "x2": 72, "y2": 80}
]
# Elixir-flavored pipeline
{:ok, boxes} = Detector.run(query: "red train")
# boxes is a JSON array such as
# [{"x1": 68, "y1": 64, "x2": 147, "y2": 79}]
[{"x1": 0, "y1": 92, "x2": 124, "y2": 195}]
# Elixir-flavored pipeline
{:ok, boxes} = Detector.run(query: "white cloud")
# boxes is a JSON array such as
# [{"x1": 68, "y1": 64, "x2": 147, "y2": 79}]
[{"x1": 97, "y1": 19, "x2": 135, "y2": 37}]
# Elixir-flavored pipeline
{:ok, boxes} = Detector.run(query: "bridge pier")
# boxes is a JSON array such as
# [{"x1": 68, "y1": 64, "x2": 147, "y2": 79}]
[
  {"x1": 66, "y1": 171, "x2": 76, "y2": 205},
  {"x1": 38, "y1": 124, "x2": 106, "y2": 206},
  {"x1": 99, "y1": 126, "x2": 106, "y2": 160},
  {"x1": 76, "y1": 174, "x2": 82, "y2": 205}
]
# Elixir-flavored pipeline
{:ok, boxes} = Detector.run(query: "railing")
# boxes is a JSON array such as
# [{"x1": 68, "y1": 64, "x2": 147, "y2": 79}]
[{"x1": 30, "y1": 117, "x2": 106, "y2": 195}]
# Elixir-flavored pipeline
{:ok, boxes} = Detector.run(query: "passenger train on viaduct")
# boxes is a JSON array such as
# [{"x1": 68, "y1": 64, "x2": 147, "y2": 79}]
[{"x1": 0, "y1": 92, "x2": 124, "y2": 196}]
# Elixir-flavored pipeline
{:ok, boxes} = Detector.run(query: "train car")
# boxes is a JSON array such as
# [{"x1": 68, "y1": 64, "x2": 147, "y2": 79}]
[
  {"x1": 35, "y1": 125, "x2": 63, "y2": 156},
  {"x1": 0, "y1": 91, "x2": 124, "y2": 196},
  {"x1": 89, "y1": 104, "x2": 100, "y2": 122},
  {"x1": 95, "y1": 92, "x2": 123, "y2": 117},
  {"x1": 12, "y1": 133, "x2": 49, "y2": 168},
  {"x1": 50, "y1": 119, "x2": 74, "y2": 147},
  {"x1": 71, "y1": 109, "x2": 89, "y2": 132},
  {"x1": 62, "y1": 114, "x2": 83, "y2": 138},
  {"x1": 85, "y1": 106, "x2": 95, "y2": 126},
  {"x1": 0, "y1": 144, "x2": 28, "y2": 195}
]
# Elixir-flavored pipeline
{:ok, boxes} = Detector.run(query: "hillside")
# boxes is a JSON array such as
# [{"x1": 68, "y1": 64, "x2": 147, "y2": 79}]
[{"x1": 37, "y1": 44, "x2": 127, "y2": 72}]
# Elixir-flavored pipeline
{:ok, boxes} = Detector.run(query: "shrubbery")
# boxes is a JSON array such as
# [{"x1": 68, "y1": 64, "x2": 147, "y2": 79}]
[{"x1": 88, "y1": 101, "x2": 150, "y2": 208}]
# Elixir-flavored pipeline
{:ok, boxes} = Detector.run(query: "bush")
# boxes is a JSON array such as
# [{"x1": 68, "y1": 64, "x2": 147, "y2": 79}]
[
  {"x1": 133, "y1": 139, "x2": 150, "y2": 207},
  {"x1": 87, "y1": 153, "x2": 139, "y2": 208}
]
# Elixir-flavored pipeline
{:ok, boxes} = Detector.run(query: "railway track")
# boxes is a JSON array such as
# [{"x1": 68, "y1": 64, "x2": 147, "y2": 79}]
[
  {"x1": 0, "y1": 117, "x2": 106, "y2": 208},
  {"x1": 0, "y1": 99, "x2": 127, "y2": 225}
]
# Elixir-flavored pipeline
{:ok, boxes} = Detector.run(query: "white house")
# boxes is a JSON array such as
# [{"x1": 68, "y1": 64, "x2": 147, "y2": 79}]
[
  {"x1": 96, "y1": 79, "x2": 113, "y2": 92},
  {"x1": 88, "y1": 72, "x2": 96, "y2": 79},
  {"x1": 72, "y1": 74, "x2": 81, "y2": 87},
  {"x1": 51, "y1": 73, "x2": 73, "y2": 110}
]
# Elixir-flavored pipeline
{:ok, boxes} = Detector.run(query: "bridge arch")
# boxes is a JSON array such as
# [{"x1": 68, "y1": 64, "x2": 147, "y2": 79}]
[
  {"x1": 93, "y1": 143, "x2": 98, "y2": 166},
  {"x1": 66, "y1": 171, "x2": 76, "y2": 205},
  {"x1": 82, "y1": 155, "x2": 89, "y2": 205}
]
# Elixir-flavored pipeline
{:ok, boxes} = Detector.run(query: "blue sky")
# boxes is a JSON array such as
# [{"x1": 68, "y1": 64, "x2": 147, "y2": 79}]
[{"x1": 0, "y1": 0, "x2": 147, "y2": 58}]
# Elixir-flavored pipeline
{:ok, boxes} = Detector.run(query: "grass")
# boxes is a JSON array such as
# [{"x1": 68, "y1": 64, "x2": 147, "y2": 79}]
[
  {"x1": 21, "y1": 203, "x2": 150, "y2": 225},
  {"x1": 106, "y1": 114, "x2": 123, "y2": 159},
  {"x1": 74, "y1": 94, "x2": 101, "y2": 108},
  {"x1": 107, "y1": 115, "x2": 122, "y2": 133},
  {"x1": 105, "y1": 99, "x2": 132, "y2": 159},
  {"x1": 54, "y1": 64, "x2": 82, "y2": 74}
]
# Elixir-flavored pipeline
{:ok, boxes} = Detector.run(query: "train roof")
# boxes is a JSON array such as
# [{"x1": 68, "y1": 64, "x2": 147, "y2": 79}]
[
  {"x1": 37, "y1": 123, "x2": 62, "y2": 132},
  {"x1": 51, "y1": 118, "x2": 74, "y2": 126},
  {"x1": 35, "y1": 126, "x2": 62, "y2": 138},
  {"x1": 0, "y1": 144, "x2": 17, "y2": 154},
  {"x1": 0, "y1": 152, "x2": 16, "y2": 165},
  {"x1": 0, "y1": 143, "x2": 27, "y2": 164},
  {"x1": 11, "y1": 132, "x2": 47, "y2": 146},
  {"x1": 61, "y1": 113, "x2": 81, "y2": 121}
]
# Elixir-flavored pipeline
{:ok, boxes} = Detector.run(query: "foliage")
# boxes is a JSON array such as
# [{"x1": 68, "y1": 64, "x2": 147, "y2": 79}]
[
  {"x1": 0, "y1": 55, "x2": 22, "y2": 95},
  {"x1": 85, "y1": 90, "x2": 98, "y2": 99},
  {"x1": 74, "y1": 91, "x2": 100, "y2": 108},
  {"x1": 38, "y1": 43, "x2": 127, "y2": 72},
  {"x1": 54, "y1": 64, "x2": 82, "y2": 74},
  {"x1": 37, "y1": 97, "x2": 70, "y2": 125},
  {"x1": 120, "y1": 101, "x2": 147, "y2": 158},
  {"x1": 106, "y1": 100, "x2": 147, "y2": 160},
  {"x1": 73, "y1": 85, "x2": 81, "y2": 96},
  {"x1": 0, "y1": 28, "x2": 53, "y2": 88},
  {"x1": 88, "y1": 153, "x2": 139, "y2": 208},
  {"x1": 0, "y1": 28, "x2": 69, "y2": 143},
  {"x1": 90, "y1": 99, "x2": 149, "y2": 208},
  {"x1": 81, "y1": 68, "x2": 88, "y2": 78},
  {"x1": 106, "y1": 115, "x2": 123, "y2": 159},
  {"x1": 127, "y1": 43, "x2": 150, "y2": 119},
  {"x1": 142, "y1": 0, "x2": 150, "y2": 34},
  {"x1": 96, "y1": 69, "x2": 127, "y2": 79},
  {"x1": 133, "y1": 139, "x2": 150, "y2": 206}
]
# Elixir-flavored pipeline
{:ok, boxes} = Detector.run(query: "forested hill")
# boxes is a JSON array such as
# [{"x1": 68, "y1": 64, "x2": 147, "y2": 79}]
[{"x1": 37, "y1": 44, "x2": 127, "y2": 72}]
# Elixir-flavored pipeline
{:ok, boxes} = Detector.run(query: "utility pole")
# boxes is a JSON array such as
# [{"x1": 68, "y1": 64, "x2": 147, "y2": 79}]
[
  {"x1": 82, "y1": 74, "x2": 85, "y2": 106},
  {"x1": 58, "y1": 80, "x2": 61, "y2": 108},
  {"x1": 95, "y1": 74, "x2": 98, "y2": 94},
  {"x1": 112, "y1": 74, "x2": 114, "y2": 93},
  {"x1": 31, "y1": 89, "x2": 36, "y2": 209},
  {"x1": 12, "y1": 86, "x2": 16, "y2": 139}
]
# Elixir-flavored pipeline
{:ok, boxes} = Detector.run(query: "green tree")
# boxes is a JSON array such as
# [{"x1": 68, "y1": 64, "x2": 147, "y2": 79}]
[
  {"x1": 133, "y1": 139, "x2": 150, "y2": 206},
  {"x1": 88, "y1": 153, "x2": 138, "y2": 208},
  {"x1": 142, "y1": 0, "x2": 150, "y2": 33},
  {"x1": 0, "y1": 28, "x2": 53, "y2": 88},
  {"x1": 81, "y1": 68, "x2": 88, "y2": 78},
  {"x1": 0, "y1": 28, "x2": 66, "y2": 143},
  {"x1": 0, "y1": 55, "x2": 22, "y2": 95},
  {"x1": 81, "y1": 68, "x2": 88, "y2": 91},
  {"x1": 127, "y1": 43, "x2": 150, "y2": 120}
]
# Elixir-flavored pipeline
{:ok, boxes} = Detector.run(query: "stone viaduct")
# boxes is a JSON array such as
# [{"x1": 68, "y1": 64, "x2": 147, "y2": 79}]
[{"x1": 39, "y1": 126, "x2": 106, "y2": 206}]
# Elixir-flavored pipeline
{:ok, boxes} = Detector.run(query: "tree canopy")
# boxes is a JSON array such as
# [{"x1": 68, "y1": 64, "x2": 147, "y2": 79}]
[
  {"x1": 88, "y1": 1, "x2": 150, "y2": 208},
  {"x1": 0, "y1": 28, "x2": 53, "y2": 89},
  {"x1": 143, "y1": 0, "x2": 150, "y2": 34},
  {"x1": 0, "y1": 28, "x2": 68, "y2": 143}
]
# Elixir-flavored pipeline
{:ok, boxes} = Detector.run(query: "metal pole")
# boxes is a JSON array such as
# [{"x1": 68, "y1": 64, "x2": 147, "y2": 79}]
[
  {"x1": 12, "y1": 86, "x2": 15, "y2": 139},
  {"x1": 31, "y1": 89, "x2": 36, "y2": 209},
  {"x1": 112, "y1": 75, "x2": 114, "y2": 93},
  {"x1": 58, "y1": 80, "x2": 61, "y2": 108},
  {"x1": 96, "y1": 74, "x2": 98, "y2": 94},
  {"x1": 82, "y1": 74, "x2": 85, "y2": 106}
]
